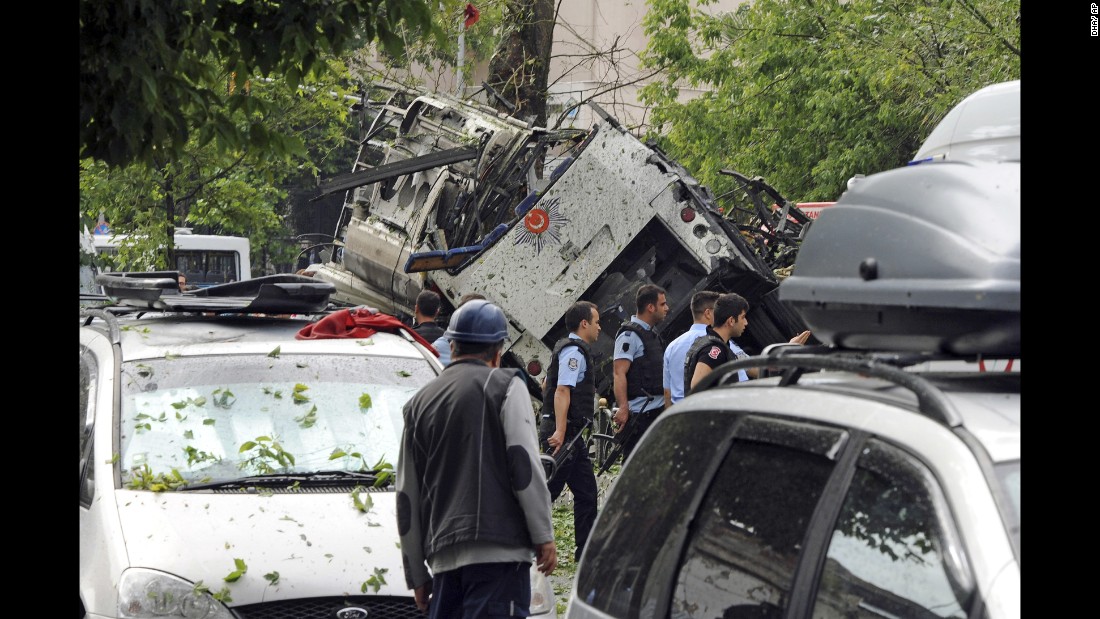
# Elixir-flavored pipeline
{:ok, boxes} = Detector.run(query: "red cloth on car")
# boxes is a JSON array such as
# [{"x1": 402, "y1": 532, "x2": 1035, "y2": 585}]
[{"x1": 296, "y1": 307, "x2": 438, "y2": 356}]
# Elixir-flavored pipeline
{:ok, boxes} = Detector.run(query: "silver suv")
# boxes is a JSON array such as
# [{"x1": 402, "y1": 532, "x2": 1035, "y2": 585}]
[{"x1": 565, "y1": 155, "x2": 1019, "y2": 618}]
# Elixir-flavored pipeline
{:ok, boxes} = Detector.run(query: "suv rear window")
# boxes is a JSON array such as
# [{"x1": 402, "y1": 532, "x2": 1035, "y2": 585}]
[{"x1": 574, "y1": 412, "x2": 737, "y2": 615}]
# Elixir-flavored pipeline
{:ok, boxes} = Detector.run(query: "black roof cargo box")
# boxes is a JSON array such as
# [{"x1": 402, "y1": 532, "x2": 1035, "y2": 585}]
[{"x1": 780, "y1": 160, "x2": 1019, "y2": 356}]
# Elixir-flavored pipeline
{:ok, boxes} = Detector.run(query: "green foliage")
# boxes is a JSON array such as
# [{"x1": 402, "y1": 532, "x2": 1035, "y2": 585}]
[
  {"x1": 295, "y1": 405, "x2": 320, "y2": 428},
  {"x1": 351, "y1": 485, "x2": 375, "y2": 513},
  {"x1": 127, "y1": 464, "x2": 188, "y2": 492},
  {"x1": 293, "y1": 383, "x2": 311, "y2": 404},
  {"x1": 184, "y1": 446, "x2": 221, "y2": 468},
  {"x1": 238, "y1": 435, "x2": 296, "y2": 474},
  {"x1": 361, "y1": 567, "x2": 389, "y2": 593},
  {"x1": 640, "y1": 0, "x2": 1020, "y2": 202},
  {"x1": 223, "y1": 558, "x2": 248, "y2": 582},
  {"x1": 351, "y1": 0, "x2": 503, "y2": 88},
  {"x1": 264, "y1": 571, "x2": 281, "y2": 585},
  {"x1": 80, "y1": 70, "x2": 359, "y2": 275},
  {"x1": 80, "y1": 0, "x2": 439, "y2": 169},
  {"x1": 213, "y1": 388, "x2": 236, "y2": 409}
]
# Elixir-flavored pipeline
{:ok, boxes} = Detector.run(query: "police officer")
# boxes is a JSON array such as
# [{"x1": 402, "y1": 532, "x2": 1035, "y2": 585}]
[
  {"x1": 397, "y1": 300, "x2": 557, "y2": 617},
  {"x1": 540, "y1": 301, "x2": 601, "y2": 562},
  {"x1": 684, "y1": 293, "x2": 748, "y2": 392},
  {"x1": 612, "y1": 284, "x2": 669, "y2": 460}
]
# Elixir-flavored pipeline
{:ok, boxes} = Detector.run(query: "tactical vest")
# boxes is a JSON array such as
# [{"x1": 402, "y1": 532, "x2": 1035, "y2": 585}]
[
  {"x1": 541, "y1": 338, "x2": 596, "y2": 439},
  {"x1": 616, "y1": 321, "x2": 664, "y2": 399},
  {"x1": 684, "y1": 329, "x2": 732, "y2": 391}
]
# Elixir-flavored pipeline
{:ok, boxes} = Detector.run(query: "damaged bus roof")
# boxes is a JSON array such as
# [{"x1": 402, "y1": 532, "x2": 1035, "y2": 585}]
[{"x1": 310, "y1": 84, "x2": 814, "y2": 394}]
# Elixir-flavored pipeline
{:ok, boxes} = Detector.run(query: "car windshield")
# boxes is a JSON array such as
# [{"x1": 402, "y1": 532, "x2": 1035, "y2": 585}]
[{"x1": 118, "y1": 353, "x2": 435, "y2": 488}]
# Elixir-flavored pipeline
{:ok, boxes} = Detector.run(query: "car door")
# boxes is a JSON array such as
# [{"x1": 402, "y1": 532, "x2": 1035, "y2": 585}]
[
  {"x1": 570, "y1": 412, "x2": 848, "y2": 619},
  {"x1": 79, "y1": 328, "x2": 127, "y2": 616},
  {"x1": 664, "y1": 415, "x2": 849, "y2": 619}
]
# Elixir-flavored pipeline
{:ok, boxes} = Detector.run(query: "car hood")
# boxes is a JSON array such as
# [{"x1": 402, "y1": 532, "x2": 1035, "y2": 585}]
[{"x1": 114, "y1": 488, "x2": 407, "y2": 604}]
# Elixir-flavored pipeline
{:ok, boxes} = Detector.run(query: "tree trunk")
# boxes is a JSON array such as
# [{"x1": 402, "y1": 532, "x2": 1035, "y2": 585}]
[{"x1": 485, "y1": 0, "x2": 555, "y2": 127}]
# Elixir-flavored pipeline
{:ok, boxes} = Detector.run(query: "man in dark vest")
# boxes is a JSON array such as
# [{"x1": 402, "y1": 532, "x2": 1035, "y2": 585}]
[
  {"x1": 397, "y1": 300, "x2": 557, "y2": 617},
  {"x1": 540, "y1": 300, "x2": 601, "y2": 562},
  {"x1": 612, "y1": 284, "x2": 670, "y2": 460},
  {"x1": 684, "y1": 293, "x2": 749, "y2": 393}
]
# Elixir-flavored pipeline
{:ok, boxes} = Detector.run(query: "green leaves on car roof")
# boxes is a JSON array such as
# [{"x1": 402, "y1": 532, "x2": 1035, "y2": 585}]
[{"x1": 268, "y1": 346, "x2": 281, "y2": 358}]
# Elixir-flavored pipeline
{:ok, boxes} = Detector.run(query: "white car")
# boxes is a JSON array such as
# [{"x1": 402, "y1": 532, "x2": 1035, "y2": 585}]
[{"x1": 80, "y1": 274, "x2": 556, "y2": 618}]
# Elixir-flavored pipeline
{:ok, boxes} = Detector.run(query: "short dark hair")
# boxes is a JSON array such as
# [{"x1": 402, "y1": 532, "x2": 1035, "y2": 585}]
[
  {"x1": 565, "y1": 301, "x2": 598, "y2": 332},
  {"x1": 457, "y1": 292, "x2": 486, "y2": 307},
  {"x1": 714, "y1": 293, "x2": 749, "y2": 327},
  {"x1": 690, "y1": 291, "x2": 721, "y2": 320},
  {"x1": 452, "y1": 339, "x2": 503, "y2": 361},
  {"x1": 415, "y1": 290, "x2": 441, "y2": 317},
  {"x1": 636, "y1": 284, "x2": 666, "y2": 314}
]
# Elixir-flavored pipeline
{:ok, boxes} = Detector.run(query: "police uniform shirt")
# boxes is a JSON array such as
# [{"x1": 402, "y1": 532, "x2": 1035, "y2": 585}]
[
  {"x1": 557, "y1": 334, "x2": 587, "y2": 387},
  {"x1": 614, "y1": 316, "x2": 662, "y2": 414},
  {"x1": 728, "y1": 340, "x2": 751, "y2": 383},
  {"x1": 694, "y1": 338, "x2": 734, "y2": 373},
  {"x1": 433, "y1": 335, "x2": 450, "y2": 366}
]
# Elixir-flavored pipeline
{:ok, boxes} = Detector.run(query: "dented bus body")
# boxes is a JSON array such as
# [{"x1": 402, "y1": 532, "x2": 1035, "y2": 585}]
[{"x1": 310, "y1": 86, "x2": 812, "y2": 394}]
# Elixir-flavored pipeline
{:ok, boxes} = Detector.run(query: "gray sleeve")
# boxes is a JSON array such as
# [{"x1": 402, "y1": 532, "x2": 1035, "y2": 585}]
[
  {"x1": 499, "y1": 375, "x2": 555, "y2": 545},
  {"x1": 396, "y1": 417, "x2": 432, "y2": 589}
]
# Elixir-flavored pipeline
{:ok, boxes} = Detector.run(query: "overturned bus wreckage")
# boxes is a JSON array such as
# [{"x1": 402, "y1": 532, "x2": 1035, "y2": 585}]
[{"x1": 310, "y1": 84, "x2": 813, "y2": 396}]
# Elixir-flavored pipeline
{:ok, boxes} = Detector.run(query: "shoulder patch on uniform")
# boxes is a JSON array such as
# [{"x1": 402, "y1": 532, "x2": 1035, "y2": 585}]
[
  {"x1": 708, "y1": 346, "x2": 722, "y2": 360},
  {"x1": 567, "y1": 357, "x2": 579, "y2": 371},
  {"x1": 622, "y1": 341, "x2": 630, "y2": 352}
]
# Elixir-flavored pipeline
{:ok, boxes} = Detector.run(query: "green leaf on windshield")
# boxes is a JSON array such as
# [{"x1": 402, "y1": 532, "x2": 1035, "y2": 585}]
[
  {"x1": 203, "y1": 419, "x2": 216, "y2": 426},
  {"x1": 213, "y1": 388, "x2": 236, "y2": 409},
  {"x1": 192, "y1": 396, "x2": 206, "y2": 407},
  {"x1": 359, "y1": 393, "x2": 373, "y2": 410},
  {"x1": 329, "y1": 448, "x2": 347, "y2": 459},
  {"x1": 211, "y1": 587, "x2": 232, "y2": 603},
  {"x1": 170, "y1": 401, "x2": 188, "y2": 410},
  {"x1": 295, "y1": 405, "x2": 318, "y2": 428},
  {"x1": 264, "y1": 571, "x2": 280, "y2": 585},
  {"x1": 239, "y1": 441, "x2": 257, "y2": 452},
  {"x1": 396, "y1": 370, "x2": 411, "y2": 377},
  {"x1": 184, "y1": 430, "x2": 194, "y2": 439},
  {"x1": 268, "y1": 346, "x2": 281, "y2": 358},
  {"x1": 292, "y1": 383, "x2": 310, "y2": 403}
]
